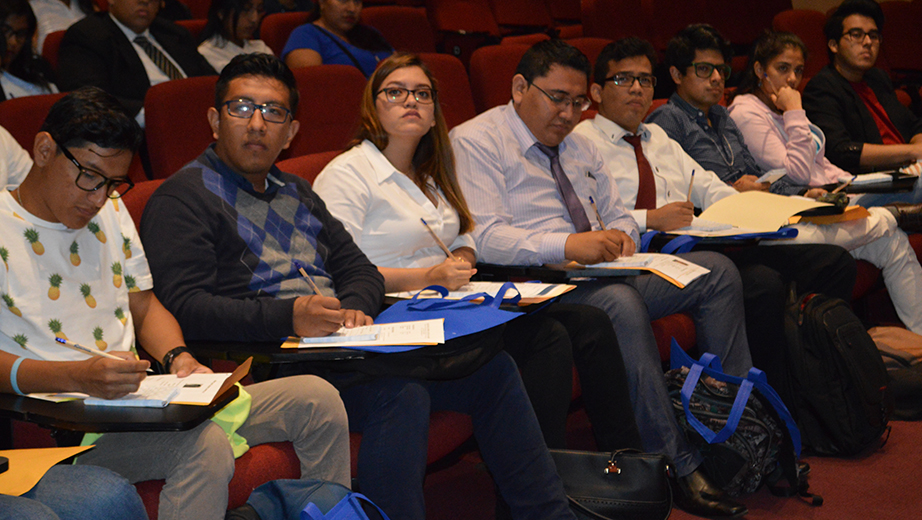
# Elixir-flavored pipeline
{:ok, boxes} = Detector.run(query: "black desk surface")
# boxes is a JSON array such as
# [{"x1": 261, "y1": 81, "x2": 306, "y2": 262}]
[
  {"x1": 187, "y1": 340, "x2": 366, "y2": 365},
  {"x1": 0, "y1": 385, "x2": 238, "y2": 433}
]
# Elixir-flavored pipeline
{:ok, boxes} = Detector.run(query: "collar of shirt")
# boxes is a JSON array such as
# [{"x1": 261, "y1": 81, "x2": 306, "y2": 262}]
[
  {"x1": 110, "y1": 12, "x2": 153, "y2": 39},
  {"x1": 203, "y1": 144, "x2": 285, "y2": 195},
  {"x1": 668, "y1": 92, "x2": 726, "y2": 132},
  {"x1": 591, "y1": 112, "x2": 652, "y2": 144},
  {"x1": 358, "y1": 139, "x2": 406, "y2": 186}
]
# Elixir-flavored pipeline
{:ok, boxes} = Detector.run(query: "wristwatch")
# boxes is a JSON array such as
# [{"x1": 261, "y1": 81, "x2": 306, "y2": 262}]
[{"x1": 161, "y1": 346, "x2": 194, "y2": 373}]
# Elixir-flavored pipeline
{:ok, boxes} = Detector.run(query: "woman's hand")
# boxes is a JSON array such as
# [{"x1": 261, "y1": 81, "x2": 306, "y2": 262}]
[
  {"x1": 771, "y1": 85, "x2": 803, "y2": 113},
  {"x1": 424, "y1": 257, "x2": 476, "y2": 290}
]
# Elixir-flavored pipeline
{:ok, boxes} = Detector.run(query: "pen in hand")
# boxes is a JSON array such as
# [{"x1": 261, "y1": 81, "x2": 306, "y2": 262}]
[
  {"x1": 687, "y1": 170, "x2": 695, "y2": 201},
  {"x1": 293, "y1": 260, "x2": 323, "y2": 294},
  {"x1": 831, "y1": 175, "x2": 857, "y2": 194},
  {"x1": 55, "y1": 337, "x2": 154, "y2": 373},
  {"x1": 589, "y1": 196, "x2": 606, "y2": 230},
  {"x1": 420, "y1": 218, "x2": 456, "y2": 259}
]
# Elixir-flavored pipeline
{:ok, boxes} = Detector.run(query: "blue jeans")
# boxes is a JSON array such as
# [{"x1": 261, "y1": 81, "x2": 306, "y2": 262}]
[
  {"x1": 337, "y1": 351, "x2": 574, "y2": 520},
  {"x1": 0, "y1": 464, "x2": 147, "y2": 520},
  {"x1": 562, "y1": 251, "x2": 752, "y2": 477}
]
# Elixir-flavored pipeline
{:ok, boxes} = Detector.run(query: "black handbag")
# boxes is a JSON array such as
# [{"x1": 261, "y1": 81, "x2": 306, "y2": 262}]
[{"x1": 550, "y1": 449, "x2": 673, "y2": 520}]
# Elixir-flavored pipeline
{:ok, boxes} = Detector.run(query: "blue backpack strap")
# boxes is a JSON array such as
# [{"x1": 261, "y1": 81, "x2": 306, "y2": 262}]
[
  {"x1": 746, "y1": 367, "x2": 803, "y2": 456},
  {"x1": 301, "y1": 492, "x2": 392, "y2": 520},
  {"x1": 680, "y1": 364, "x2": 755, "y2": 444},
  {"x1": 640, "y1": 230, "x2": 660, "y2": 253},
  {"x1": 660, "y1": 235, "x2": 702, "y2": 254}
]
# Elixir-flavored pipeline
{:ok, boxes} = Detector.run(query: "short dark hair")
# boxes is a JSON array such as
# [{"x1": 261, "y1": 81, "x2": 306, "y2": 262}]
[
  {"x1": 41, "y1": 87, "x2": 142, "y2": 153},
  {"x1": 824, "y1": 0, "x2": 884, "y2": 62},
  {"x1": 665, "y1": 24, "x2": 733, "y2": 74},
  {"x1": 215, "y1": 53, "x2": 300, "y2": 114},
  {"x1": 593, "y1": 37, "x2": 657, "y2": 86},
  {"x1": 515, "y1": 39, "x2": 591, "y2": 84}
]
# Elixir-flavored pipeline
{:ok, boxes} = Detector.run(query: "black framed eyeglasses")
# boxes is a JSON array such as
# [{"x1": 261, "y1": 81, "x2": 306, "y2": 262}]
[
  {"x1": 841, "y1": 28, "x2": 881, "y2": 43},
  {"x1": 605, "y1": 73, "x2": 657, "y2": 89},
  {"x1": 377, "y1": 87, "x2": 437, "y2": 104},
  {"x1": 222, "y1": 99, "x2": 292, "y2": 123},
  {"x1": 52, "y1": 137, "x2": 134, "y2": 199},
  {"x1": 690, "y1": 62, "x2": 732, "y2": 80},
  {"x1": 529, "y1": 83, "x2": 592, "y2": 112}
]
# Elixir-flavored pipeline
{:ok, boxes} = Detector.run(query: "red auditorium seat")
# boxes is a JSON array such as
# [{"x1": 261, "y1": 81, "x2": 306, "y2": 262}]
[
  {"x1": 581, "y1": 0, "x2": 644, "y2": 42},
  {"x1": 468, "y1": 43, "x2": 528, "y2": 113},
  {"x1": 261, "y1": 12, "x2": 310, "y2": 57},
  {"x1": 41, "y1": 30, "x2": 65, "y2": 70},
  {"x1": 176, "y1": 18, "x2": 208, "y2": 41},
  {"x1": 772, "y1": 9, "x2": 828, "y2": 80},
  {"x1": 287, "y1": 65, "x2": 367, "y2": 158},
  {"x1": 879, "y1": 1, "x2": 922, "y2": 74},
  {"x1": 501, "y1": 33, "x2": 550, "y2": 46},
  {"x1": 277, "y1": 149, "x2": 344, "y2": 184},
  {"x1": 486, "y1": 0, "x2": 554, "y2": 36},
  {"x1": 425, "y1": 0, "x2": 501, "y2": 67},
  {"x1": 143, "y1": 75, "x2": 219, "y2": 179},
  {"x1": 567, "y1": 37, "x2": 613, "y2": 71},
  {"x1": 707, "y1": 0, "x2": 792, "y2": 47},
  {"x1": 179, "y1": 0, "x2": 211, "y2": 19},
  {"x1": 646, "y1": 0, "x2": 704, "y2": 52},
  {"x1": 419, "y1": 53, "x2": 477, "y2": 129},
  {"x1": 362, "y1": 6, "x2": 437, "y2": 53}
]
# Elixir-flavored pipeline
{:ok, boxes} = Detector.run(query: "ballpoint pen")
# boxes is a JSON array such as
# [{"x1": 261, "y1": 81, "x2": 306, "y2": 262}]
[
  {"x1": 588, "y1": 196, "x2": 606, "y2": 230},
  {"x1": 420, "y1": 218, "x2": 456, "y2": 258},
  {"x1": 831, "y1": 175, "x2": 858, "y2": 194},
  {"x1": 687, "y1": 170, "x2": 695, "y2": 201},
  {"x1": 293, "y1": 260, "x2": 322, "y2": 294},
  {"x1": 55, "y1": 337, "x2": 154, "y2": 372}
]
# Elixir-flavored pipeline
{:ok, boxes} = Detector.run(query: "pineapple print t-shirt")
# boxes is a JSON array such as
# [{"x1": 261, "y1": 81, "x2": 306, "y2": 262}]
[{"x1": 0, "y1": 190, "x2": 153, "y2": 360}]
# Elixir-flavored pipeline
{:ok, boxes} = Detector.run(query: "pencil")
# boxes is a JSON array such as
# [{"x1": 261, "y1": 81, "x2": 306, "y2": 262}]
[
  {"x1": 293, "y1": 260, "x2": 322, "y2": 294},
  {"x1": 420, "y1": 218, "x2": 455, "y2": 258},
  {"x1": 589, "y1": 196, "x2": 606, "y2": 230},
  {"x1": 831, "y1": 175, "x2": 857, "y2": 194},
  {"x1": 55, "y1": 338, "x2": 153, "y2": 372},
  {"x1": 687, "y1": 170, "x2": 695, "y2": 201}
]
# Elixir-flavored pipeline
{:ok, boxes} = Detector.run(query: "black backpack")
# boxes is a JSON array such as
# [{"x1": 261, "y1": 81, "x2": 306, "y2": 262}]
[{"x1": 783, "y1": 287, "x2": 893, "y2": 456}]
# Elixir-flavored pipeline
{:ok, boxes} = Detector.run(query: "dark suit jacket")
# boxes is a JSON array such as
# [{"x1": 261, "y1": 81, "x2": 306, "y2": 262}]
[
  {"x1": 57, "y1": 13, "x2": 216, "y2": 116},
  {"x1": 803, "y1": 64, "x2": 922, "y2": 173}
]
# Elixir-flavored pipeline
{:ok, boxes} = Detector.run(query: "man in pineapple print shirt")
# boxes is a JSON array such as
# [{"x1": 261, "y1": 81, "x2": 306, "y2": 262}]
[{"x1": 0, "y1": 87, "x2": 351, "y2": 520}]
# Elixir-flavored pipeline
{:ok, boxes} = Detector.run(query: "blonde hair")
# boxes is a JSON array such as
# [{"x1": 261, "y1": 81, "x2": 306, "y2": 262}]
[{"x1": 349, "y1": 52, "x2": 473, "y2": 234}]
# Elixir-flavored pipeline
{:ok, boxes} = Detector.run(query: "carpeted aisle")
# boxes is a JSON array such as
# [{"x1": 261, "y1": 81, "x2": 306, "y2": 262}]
[{"x1": 424, "y1": 415, "x2": 922, "y2": 520}]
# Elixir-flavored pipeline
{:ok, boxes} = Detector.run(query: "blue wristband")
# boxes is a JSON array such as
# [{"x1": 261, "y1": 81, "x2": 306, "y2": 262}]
[{"x1": 10, "y1": 356, "x2": 26, "y2": 395}]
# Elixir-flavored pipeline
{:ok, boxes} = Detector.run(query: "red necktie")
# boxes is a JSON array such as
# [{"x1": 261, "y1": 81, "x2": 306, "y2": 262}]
[{"x1": 623, "y1": 135, "x2": 656, "y2": 210}]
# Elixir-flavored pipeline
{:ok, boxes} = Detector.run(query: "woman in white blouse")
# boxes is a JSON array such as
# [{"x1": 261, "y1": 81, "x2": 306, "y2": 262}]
[
  {"x1": 1, "y1": 0, "x2": 57, "y2": 101},
  {"x1": 198, "y1": 0, "x2": 273, "y2": 73}
]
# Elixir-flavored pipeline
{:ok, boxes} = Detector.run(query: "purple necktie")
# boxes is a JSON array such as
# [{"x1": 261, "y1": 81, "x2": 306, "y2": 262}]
[{"x1": 535, "y1": 142, "x2": 591, "y2": 233}]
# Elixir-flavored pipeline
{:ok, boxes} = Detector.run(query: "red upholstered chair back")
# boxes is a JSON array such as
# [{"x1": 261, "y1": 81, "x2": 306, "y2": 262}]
[
  {"x1": 425, "y1": 0, "x2": 501, "y2": 36},
  {"x1": 176, "y1": 18, "x2": 208, "y2": 41},
  {"x1": 122, "y1": 179, "x2": 167, "y2": 230},
  {"x1": 41, "y1": 30, "x2": 66, "y2": 70},
  {"x1": 566, "y1": 37, "x2": 613, "y2": 71},
  {"x1": 261, "y1": 12, "x2": 311, "y2": 56},
  {"x1": 288, "y1": 65, "x2": 367, "y2": 158},
  {"x1": 879, "y1": 1, "x2": 922, "y2": 73},
  {"x1": 180, "y1": 0, "x2": 211, "y2": 19},
  {"x1": 277, "y1": 149, "x2": 343, "y2": 184},
  {"x1": 487, "y1": 0, "x2": 554, "y2": 34},
  {"x1": 0, "y1": 92, "x2": 67, "y2": 151},
  {"x1": 362, "y1": 6, "x2": 437, "y2": 53},
  {"x1": 545, "y1": 0, "x2": 580, "y2": 24},
  {"x1": 707, "y1": 0, "x2": 792, "y2": 47},
  {"x1": 772, "y1": 9, "x2": 828, "y2": 80},
  {"x1": 581, "y1": 0, "x2": 644, "y2": 42},
  {"x1": 646, "y1": 0, "x2": 704, "y2": 52},
  {"x1": 419, "y1": 53, "x2": 476, "y2": 129},
  {"x1": 144, "y1": 75, "x2": 219, "y2": 179},
  {"x1": 468, "y1": 43, "x2": 528, "y2": 113}
]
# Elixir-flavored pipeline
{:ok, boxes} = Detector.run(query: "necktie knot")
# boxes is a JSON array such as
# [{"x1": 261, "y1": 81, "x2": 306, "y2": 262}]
[
  {"x1": 622, "y1": 134, "x2": 642, "y2": 149},
  {"x1": 534, "y1": 142, "x2": 560, "y2": 160}
]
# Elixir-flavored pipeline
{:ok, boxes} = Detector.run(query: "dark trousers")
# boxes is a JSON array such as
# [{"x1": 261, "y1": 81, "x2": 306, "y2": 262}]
[
  {"x1": 503, "y1": 303, "x2": 642, "y2": 451},
  {"x1": 722, "y1": 243, "x2": 856, "y2": 404}
]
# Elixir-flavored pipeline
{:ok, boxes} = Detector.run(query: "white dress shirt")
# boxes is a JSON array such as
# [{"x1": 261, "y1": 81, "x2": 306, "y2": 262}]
[
  {"x1": 30, "y1": 0, "x2": 87, "y2": 53},
  {"x1": 0, "y1": 124, "x2": 33, "y2": 189},
  {"x1": 450, "y1": 102, "x2": 640, "y2": 266},
  {"x1": 198, "y1": 36, "x2": 273, "y2": 73},
  {"x1": 0, "y1": 71, "x2": 57, "y2": 100},
  {"x1": 574, "y1": 114, "x2": 737, "y2": 231},
  {"x1": 312, "y1": 140, "x2": 476, "y2": 268}
]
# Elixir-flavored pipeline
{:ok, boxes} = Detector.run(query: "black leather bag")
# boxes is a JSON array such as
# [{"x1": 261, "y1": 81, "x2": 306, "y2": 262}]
[{"x1": 550, "y1": 449, "x2": 673, "y2": 520}]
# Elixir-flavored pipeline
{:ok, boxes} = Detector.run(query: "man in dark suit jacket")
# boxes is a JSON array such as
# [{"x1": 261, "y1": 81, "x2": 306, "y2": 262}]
[
  {"x1": 57, "y1": 0, "x2": 215, "y2": 120},
  {"x1": 803, "y1": 0, "x2": 922, "y2": 174}
]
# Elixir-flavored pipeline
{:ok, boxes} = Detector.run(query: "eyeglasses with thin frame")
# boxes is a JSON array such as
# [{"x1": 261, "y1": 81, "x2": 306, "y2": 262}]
[
  {"x1": 52, "y1": 137, "x2": 134, "y2": 199},
  {"x1": 841, "y1": 28, "x2": 881, "y2": 43},
  {"x1": 377, "y1": 87, "x2": 437, "y2": 104},
  {"x1": 605, "y1": 73, "x2": 657, "y2": 89},
  {"x1": 222, "y1": 99, "x2": 292, "y2": 123},
  {"x1": 529, "y1": 83, "x2": 592, "y2": 112},
  {"x1": 690, "y1": 62, "x2": 732, "y2": 80}
]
